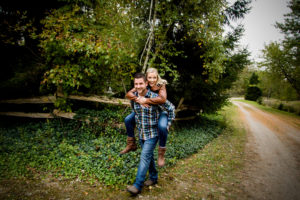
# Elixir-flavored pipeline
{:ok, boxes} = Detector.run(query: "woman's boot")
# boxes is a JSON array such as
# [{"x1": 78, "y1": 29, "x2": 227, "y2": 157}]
[
  {"x1": 120, "y1": 137, "x2": 137, "y2": 154},
  {"x1": 158, "y1": 147, "x2": 166, "y2": 167}
]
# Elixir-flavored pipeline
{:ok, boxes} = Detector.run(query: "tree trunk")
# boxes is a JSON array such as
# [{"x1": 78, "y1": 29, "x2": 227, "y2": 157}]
[{"x1": 141, "y1": 0, "x2": 157, "y2": 73}]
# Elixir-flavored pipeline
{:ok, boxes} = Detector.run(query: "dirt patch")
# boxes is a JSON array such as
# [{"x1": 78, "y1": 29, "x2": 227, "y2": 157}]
[{"x1": 234, "y1": 101, "x2": 300, "y2": 200}]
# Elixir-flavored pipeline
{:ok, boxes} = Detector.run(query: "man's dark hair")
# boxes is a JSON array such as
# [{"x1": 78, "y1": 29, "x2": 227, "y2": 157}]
[{"x1": 134, "y1": 72, "x2": 147, "y2": 82}]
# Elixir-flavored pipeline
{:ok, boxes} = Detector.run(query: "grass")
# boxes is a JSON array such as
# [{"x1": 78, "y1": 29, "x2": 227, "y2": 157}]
[
  {"x1": 262, "y1": 98, "x2": 300, "y2": 115},
  {"x1": 236, "y1": 99, "x2": 300, "y2": 120},
  {"x1": 0, "y1": 104, "x2": 247, "y2": 199},
  {"x1": 128, "y1": 103, "x2": 247, "y2": 199}
]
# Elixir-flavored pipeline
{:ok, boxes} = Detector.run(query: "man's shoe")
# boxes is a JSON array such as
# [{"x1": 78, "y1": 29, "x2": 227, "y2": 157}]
[
  {"x1": 127, "y1": 185, "x2": 140, "y2": 195},
  {"x1": 120, "y1": 137, "x2": 137, "y2": 154},
  {"x1": 144, "y1": 179, "x2": 157, "y2": 186}
]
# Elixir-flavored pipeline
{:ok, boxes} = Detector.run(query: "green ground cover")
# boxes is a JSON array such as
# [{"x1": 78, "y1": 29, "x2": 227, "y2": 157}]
[{"x1": 0, "y1": 106, "x2": 224, "y2": 188}]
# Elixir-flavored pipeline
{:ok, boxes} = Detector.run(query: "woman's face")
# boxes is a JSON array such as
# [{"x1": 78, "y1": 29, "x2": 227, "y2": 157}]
[{"x1": 147, "y1": 72, "x2": 157, "y2": 87}]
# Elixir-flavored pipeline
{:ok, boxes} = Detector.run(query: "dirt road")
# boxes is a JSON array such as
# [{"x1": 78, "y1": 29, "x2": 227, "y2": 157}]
[{"x1": 233, "y1": 101, "x2": 300, "y2": 200}]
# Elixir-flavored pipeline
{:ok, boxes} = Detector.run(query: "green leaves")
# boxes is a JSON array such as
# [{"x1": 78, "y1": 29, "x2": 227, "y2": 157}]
[
  {"x1": 0, "y1": 107, "x2": 223, "y2": 186},
  {"x1": 260, "y1": 0, "x2": 300, "y2": 98},
  {"x1": 39, "y1": 3, "x2": 141, "y2": 96}
]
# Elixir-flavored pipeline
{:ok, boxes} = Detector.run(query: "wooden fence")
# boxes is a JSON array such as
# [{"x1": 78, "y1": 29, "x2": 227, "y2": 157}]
[{"x1": 0, "y1": 94, "x2": 199, "y2": 121}]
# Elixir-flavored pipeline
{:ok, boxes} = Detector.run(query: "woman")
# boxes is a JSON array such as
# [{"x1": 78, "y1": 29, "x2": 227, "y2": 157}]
[{"x1": 120, "y1": 68, "x2": 169, "y2": 167}]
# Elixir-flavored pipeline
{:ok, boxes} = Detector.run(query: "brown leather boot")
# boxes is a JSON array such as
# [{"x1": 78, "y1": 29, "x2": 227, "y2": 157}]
[
  {"x1": 120, "y1": 137, "x2": 137, "y2": 154},
  {"x1": 158, "y1": 147, "x2": 166, "y2": 167},
  {"x1": 127, "y1": 185, "x2": 140, "y2": 195}
]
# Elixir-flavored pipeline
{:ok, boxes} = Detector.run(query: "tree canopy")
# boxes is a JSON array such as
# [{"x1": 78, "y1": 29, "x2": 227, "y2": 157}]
[
  {"x1": 261, "y1": 0, "x2": 300, "y2": 99},
  {"x1": 0, "y1": 0, "x2": 252, "y2": 113}
]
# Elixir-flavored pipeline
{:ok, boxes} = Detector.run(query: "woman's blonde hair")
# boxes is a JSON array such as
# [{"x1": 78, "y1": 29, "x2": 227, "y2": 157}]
[{"x1": 146, "y1": 68, "x2": 167, "y2": 86}]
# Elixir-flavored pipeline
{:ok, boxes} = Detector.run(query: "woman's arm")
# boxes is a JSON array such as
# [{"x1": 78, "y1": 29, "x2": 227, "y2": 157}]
[
  {"x1": 125, "y1": 88, "x2": 138, "y2": 101},
  {"x1": 145, "y1": 84, "x2": 167, "y2": 104},
  {"x1": 127, "y1": 87, "x2": 151, "y2": 107}
]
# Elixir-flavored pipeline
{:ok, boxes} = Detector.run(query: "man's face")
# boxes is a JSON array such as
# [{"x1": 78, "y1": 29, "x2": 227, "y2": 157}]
[{"x1": 134, "y1": 78, "x2": 147, "y2": 95}]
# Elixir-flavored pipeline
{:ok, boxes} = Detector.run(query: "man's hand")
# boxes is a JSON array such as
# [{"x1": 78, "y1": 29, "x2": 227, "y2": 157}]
[
  {"x1": 136, "y1": 96, "x2": 147, "y2": 104},
  {"x1": 136, "y1": 97, "x2": 150, "y2": 108}
]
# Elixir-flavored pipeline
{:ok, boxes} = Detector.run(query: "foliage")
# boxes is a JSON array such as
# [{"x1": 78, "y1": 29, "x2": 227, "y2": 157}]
[
  {"x1": 0, "y1": 0, "x2": 251, "y2": 114},
  {"x1": 38, "y1": 2, "x2": 142, "y2": 95},
  {"x1": 249, "y1": 72, "x2": 259, "y2": 85},
  {"x1": 237, "y1": 99, "x2": 300, "y2": 119},
  {"x1": 54, "y1": 97, "x2": 73, "y2": 112},
  {"x1": 275, "y1": 0, "x2": 300, "y2": 68},
  {"x1": 0, "y1": 1, "x2": 63, "y2": 99},
  {"x1": 227, "y1": 66, "x2": 253, "y2": 97},
  {"x1": 244, "y1": 71, "x2": 262, "y2": 101},
  {"x1": 229, "y1": 65, "x2": 298, "y2": 100},
  {"x1": 261, "y1": 42, "x2": 300, "y2": 98},
  {"x1": 257, "y1": 70, "x2": 298, "y2": 100},
  {"x1": 260, "y1": 98, "x2": 300, "y2": 115},
  {"x1": 145, "y1": 0, "x2": 251, "y2": 113},
  {"x1": 245, "y1": 86, "x2": 262, "y2": 101},
  {"x1": 260, "y1": 0, "x2": 300, "y2": 98},
  {"x1": 0, "y1": 107, "x2": 224, "y2": 186}
]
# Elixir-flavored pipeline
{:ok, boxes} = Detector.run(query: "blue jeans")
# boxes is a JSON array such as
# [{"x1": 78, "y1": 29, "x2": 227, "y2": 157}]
[
  {"x1": 124, "y1": 112, "x2": 136, "y2": 138},
  {"x1": 124, "y1": 111, "x2": 168, "y2": 147},
  {"x1": 133, "y1": 137, "x2": 158, "y2": 191}
]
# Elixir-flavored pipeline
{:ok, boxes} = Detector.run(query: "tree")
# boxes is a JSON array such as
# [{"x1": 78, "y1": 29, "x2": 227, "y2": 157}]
[
  {"x1": 38, "y1": 1, "x2": 144, "y2": 95},
  {"x1": 37, "y1": 0, "x2": 252, "y2": 113},
  {"x1": 0, "y1": 1, "x2": 63, "y2": 98},
  {"x1": 261, "y1": 0, "x2": 300, "y2": 98},
  {"x1": 0, "y1": 0, "x2": 252, "y2": 114},
  {"x1": 258, "y1": 70, "x2": 298, "y2": 100},
  {"x1": 249, "y1": 72, "x2": 259, "y2": 85},
  {"x1": 228, "y1": 67, "x2": 252, "y2": 97},
  {"x1": 138, "y1": 0, "x2": 252, "y2": 113},
  {"x1": 245, "y1": 86, "x2": 262, "y2": 101},
  {"x1": 276, "y1": 0, "x2": 300, "y2": 68},
  {"x1": 245, "y1": 72, "x2": 262, "y2": 101}
]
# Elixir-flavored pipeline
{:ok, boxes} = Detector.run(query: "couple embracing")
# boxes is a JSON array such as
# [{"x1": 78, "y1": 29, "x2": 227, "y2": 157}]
[{"x1": 120, "y1": 68, "x2": 175, "y2": 195}]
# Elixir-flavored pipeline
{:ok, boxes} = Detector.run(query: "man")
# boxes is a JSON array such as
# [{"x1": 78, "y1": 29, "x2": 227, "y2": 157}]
[{"x1": 127, "y1": 72, "x2": 175, "y2": 195}]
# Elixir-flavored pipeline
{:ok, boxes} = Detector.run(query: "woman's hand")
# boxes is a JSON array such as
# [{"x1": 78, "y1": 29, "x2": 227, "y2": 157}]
[{"x1": 136, "y1": 97, "x2": 150, "y2": 108}]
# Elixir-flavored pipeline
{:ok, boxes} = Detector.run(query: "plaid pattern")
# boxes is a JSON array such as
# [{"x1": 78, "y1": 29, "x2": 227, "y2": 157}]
[{"x1": 133, "y1": 89, "x2": 175, "y2": 140}]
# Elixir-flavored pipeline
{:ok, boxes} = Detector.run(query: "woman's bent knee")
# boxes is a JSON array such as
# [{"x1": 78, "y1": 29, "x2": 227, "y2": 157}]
[
  {"x1": 125, "y1": 112, "x2": 135, "y2": 124},
  {"x1": 158, "y1": 123, "x2": 168, "y2": 132}
]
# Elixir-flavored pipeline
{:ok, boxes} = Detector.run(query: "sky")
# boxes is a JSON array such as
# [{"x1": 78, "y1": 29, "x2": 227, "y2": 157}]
[{"x1": 229, "y1": 0, "x2": 290, "y2": 62}]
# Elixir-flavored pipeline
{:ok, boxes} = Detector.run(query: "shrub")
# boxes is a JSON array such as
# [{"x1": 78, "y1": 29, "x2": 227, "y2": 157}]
[
  {"x1": 245, "y1": 86, "x2": 262, "y2": 101},
  {"x1": 278, "y1": 103, "x2": 284, "y2": 110},
  {"x1": 256, "y1": 97, "x2": 262, "y2": 105}
]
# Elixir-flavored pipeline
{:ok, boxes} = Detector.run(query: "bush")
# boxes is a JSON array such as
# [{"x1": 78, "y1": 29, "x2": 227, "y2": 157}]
[
  {"x1": 256, "y1": 97, "x2": 262, "y2": 105},
  {"x1": 278, "y1": 103, "x2": 284, "y2": 110},
  {"x1": 245, "y1": 86, "x2": 262, "y2": 101},
  {"x1": 0, "y1": 107, "x2": 224, "y2": 187}
]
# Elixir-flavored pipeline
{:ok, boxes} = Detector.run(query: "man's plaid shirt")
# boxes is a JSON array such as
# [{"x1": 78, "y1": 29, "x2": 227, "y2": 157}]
[{"x1": 133, "y1": 89, "x2": 175, "y2": 140}]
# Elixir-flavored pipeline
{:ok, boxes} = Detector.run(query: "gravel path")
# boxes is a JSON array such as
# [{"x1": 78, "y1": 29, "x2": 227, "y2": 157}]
[{"x1": 233, "y1": 101, "x2": 300, "y2": 200}]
